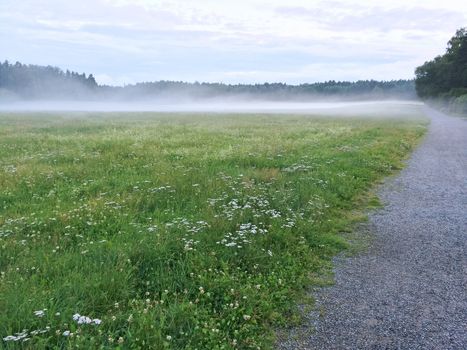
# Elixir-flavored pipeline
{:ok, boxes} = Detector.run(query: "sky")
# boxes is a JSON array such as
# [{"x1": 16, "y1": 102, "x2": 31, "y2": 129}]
[{"x1": 1, "y1": 0, "x2": 466, "y2": 86}]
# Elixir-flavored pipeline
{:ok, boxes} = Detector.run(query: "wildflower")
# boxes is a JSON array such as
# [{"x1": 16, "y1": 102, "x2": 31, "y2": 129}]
[
  {"x1": 77, "y1": 316, "x2": 92, "y2": 324},
  {"x1": 3, "y1": 335, "x2": 18, "y2": 341},
  {"x1": 118, "y1": 337, "x2": 124, "y2": 344},
  {"x1": 63, "y1": 331, "x2": 70, "y2": 337},
  {"x1": 34, "y1": 310, "x2": 45, "y2": 317},
  {"x1": 243, "y1": 315, "x2": 251, "y2": 321},
  {"x1": 166, "y1": 335, "x2": 172, "y2": 341},
  {"x1": 72, "y1": 313, "x2": 101, "y2": 325}
]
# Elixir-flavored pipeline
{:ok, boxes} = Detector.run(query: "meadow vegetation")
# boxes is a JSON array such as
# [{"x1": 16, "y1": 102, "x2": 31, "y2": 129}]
[{"x1": 0, "y1": 111, "x2": 426, "y2": 349}]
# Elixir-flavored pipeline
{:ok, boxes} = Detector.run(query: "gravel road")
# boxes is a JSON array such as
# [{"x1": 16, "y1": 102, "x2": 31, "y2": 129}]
[{"x1": 278, "y1": 106, "x2": 467, "y2": 349}]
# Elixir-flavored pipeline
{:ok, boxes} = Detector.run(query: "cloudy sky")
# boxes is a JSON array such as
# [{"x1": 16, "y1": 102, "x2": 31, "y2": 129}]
[{"x1": 1, "y1": 0, "x2": 466, "y2": 85}]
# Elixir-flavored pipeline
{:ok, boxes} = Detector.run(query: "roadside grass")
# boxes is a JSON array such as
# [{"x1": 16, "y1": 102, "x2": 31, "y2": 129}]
[{"x1": 0, "y1": 111, "x2": 426, "y2": 349}]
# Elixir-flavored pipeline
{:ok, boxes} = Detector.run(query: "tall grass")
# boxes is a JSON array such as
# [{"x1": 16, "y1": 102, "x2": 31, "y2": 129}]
[{"x1": 0, "y1": 111, "x2": 426, "y2": 349}]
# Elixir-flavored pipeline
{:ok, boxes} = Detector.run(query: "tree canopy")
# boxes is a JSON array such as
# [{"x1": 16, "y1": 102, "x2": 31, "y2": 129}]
[{"x1": 415, "y1": 28, "x2": 467, "y2": 99}]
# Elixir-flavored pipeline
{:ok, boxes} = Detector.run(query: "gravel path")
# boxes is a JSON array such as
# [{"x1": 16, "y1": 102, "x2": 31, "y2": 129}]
[{"x1": 278, "y1": 106, "x2": 467, "y2": 350}]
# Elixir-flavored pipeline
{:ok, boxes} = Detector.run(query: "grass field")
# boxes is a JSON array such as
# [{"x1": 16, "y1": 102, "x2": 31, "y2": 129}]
[{"x1": 0, "y1": 110, "x2": 426, "y2": 349}]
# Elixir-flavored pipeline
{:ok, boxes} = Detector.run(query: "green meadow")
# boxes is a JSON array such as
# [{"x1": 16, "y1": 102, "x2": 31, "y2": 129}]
[{"x1": 0, "y1": 110, "x2": 426, "y2": 349}]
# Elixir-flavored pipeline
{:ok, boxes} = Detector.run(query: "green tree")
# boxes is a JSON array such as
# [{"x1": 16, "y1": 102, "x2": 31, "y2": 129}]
[{"x1": 415, "y1": 28, "x2": 467, "y2": 98}]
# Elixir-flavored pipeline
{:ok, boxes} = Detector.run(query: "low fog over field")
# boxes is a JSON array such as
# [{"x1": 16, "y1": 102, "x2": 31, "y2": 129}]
[
  {"x1": 0, "y1": 61, "x2": 418, "y2": 114},
  {"x1": 0, "y1": 99, "x2": 422, "y2": 117},
  {"x1": 0, "y1": 61, "x2": 421, "y2": 115}
]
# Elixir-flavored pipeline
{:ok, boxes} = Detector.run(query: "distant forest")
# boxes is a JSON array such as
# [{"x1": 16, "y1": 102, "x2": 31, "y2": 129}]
[
  {"x1": 415, "y1": 28, "x2": 467, "y2": 114},
  {"x1": 0, "y1": 60, "x2": 416, "y2": 101},
  {"x1": 0, "y1": 61, "x2": 98, "y2": 100}
]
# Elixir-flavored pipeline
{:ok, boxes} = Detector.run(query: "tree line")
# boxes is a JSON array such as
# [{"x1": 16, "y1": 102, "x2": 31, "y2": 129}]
[
  {"x1": 0, "y1": 60, "x2": 416, "y2": 101},
  {"x1": 116, "y1": 79, "x2": 415, "y2": 101},
  {"x1": 0, "y1": 61, "x2": 97, "y2": 99},
  {"x1": 415, "y1": 28, "x2": 467, "y2": 114}
]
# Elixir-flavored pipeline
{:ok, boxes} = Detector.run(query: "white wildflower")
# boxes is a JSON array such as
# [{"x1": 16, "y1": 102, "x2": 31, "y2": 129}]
[
  {"x1": 34, "y1": 310, "x2": 45, "y2": 318},
  {"x1": 78, "y1": 316, "x2": 92, "y2": 324},
  {"x1": 72, "y1": 313, "x2": 101, "y2": 325}
]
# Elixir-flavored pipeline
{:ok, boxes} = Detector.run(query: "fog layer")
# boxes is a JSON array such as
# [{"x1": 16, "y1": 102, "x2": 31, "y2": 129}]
[
  {"x1": 0, "y1": 61, "x2": 421, "y2": 116},
  {"x1": 0, "y1": 99, "x2": 423, "y2": 117}
]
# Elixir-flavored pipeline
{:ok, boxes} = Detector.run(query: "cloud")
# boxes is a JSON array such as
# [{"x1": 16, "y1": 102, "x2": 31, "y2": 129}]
[
  {"x1": 276, "y1": 4, "x2": 465, "y2": 32},
  {"x1": 1, "y1": 0, "x2": 467, "y2": 84}
]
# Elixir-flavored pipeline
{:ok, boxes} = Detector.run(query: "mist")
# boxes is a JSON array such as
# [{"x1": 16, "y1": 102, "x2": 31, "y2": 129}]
[
  {"x1": 0, "y1": 98, "x2": 423, "y2": 119},
  {"x1": 0, "y1": 61, "x2": 421, "y2": 116},
  {"x1": 0, "y1": 61, "x2": 420, "y2": 115}
]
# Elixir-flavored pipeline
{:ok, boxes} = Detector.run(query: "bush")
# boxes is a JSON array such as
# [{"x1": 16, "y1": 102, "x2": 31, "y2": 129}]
[{"x1": 451, "y1": 94, "x2": 467, "y2": 115}]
